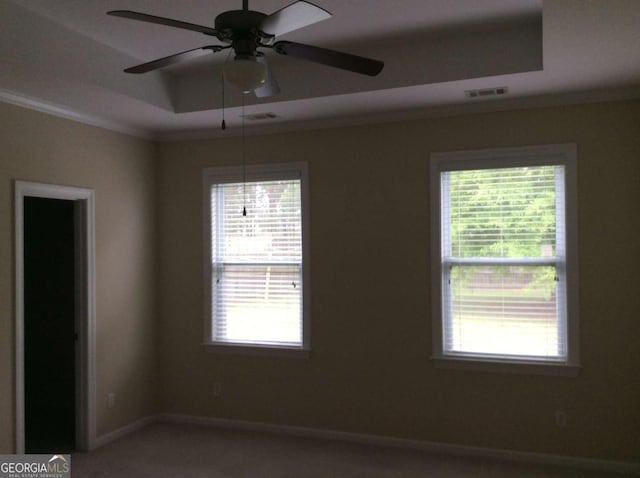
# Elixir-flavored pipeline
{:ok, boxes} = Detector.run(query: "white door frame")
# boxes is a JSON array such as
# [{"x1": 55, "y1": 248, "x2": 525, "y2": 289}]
[{"x1": 14, "y1": 180, "x2": 96, "y2": 453}]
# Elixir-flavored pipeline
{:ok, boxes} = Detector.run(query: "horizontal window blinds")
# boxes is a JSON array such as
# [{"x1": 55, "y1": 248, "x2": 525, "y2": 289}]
[
  {"x1": 441, "y1": 165, "x2": 566, "y2": 360},
  {"x1": 211, "y1": 179, "x2": 302, "y2": 346}
]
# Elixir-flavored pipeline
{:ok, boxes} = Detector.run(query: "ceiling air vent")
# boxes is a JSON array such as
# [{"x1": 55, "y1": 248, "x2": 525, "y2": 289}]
[
  {"x1": 242, "y1": 112, "x2": 278, "y2": 121},
  {"x1": 465, "y1": 87, "x2": 508, "y2": 99}
]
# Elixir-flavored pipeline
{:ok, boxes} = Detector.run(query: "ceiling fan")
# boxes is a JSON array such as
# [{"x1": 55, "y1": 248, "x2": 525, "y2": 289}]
[{"x1": 108, "y1": 0, "x2": 384, "y2": 97}]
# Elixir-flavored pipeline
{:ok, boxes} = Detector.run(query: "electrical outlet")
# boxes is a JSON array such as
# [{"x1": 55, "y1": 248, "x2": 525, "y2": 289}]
[
  {"x1": 213, "y1": 382, "x2": 222, "y2": 398},
  {"x1": 108, "y1": 392, "x2": 116, "y2": 409},
  {"x1": 555, "y1": 409, "x2": 567, "y2": 427}
]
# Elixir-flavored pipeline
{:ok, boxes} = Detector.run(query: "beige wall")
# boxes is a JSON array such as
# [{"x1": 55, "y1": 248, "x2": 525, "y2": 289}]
[
  {"x1": 0, "y1": 102, "x2": 158, "y2": 452},
  {"x1": 156, "y1": 100, "x2": 640, "y2": 462},
  {"x1": 1, "y1": 98, "x2": 638, "y2": 461}
]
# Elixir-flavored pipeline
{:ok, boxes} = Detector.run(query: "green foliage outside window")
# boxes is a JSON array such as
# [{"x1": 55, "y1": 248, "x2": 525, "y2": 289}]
[{"x1": 447, "y1": 166, "x2": 559, "y2": 299}]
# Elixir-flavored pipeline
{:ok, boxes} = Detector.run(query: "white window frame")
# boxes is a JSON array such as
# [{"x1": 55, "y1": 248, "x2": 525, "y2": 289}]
[
  {"x1": 430, "y1": 144, "x2": 579, "y2": 376},
  {"x1": 202, "y1": 162, "x2": 311, "y2": 357}
]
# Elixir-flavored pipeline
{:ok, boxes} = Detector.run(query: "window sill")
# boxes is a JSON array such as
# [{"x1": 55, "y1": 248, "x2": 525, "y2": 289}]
[
  {"x1": 203, "y1": 342, "x2": 310, "y2": 359},
  {"x1": 432, "y1": 355, "x2": 580, "y2": 377}
]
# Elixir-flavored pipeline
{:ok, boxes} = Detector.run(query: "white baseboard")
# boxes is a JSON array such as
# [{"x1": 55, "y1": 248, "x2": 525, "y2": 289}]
[
  {"x1": 159, "y1": 413, "x2": 640, "y2": 475},
  {"x1": 93, "y1": 416, "x2": 157, "y2": 450}
]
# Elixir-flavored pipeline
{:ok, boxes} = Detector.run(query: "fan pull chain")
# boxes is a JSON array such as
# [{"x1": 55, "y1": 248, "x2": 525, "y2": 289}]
[
  {"x1": 242, "y1": 95, "x2": 247, "y2": 217},
  {"x1": 221, "y1": 49, "x2": 232, "y2": 130},
  {"x1": 221, "y1": 72, "x2": 226, "y2": 130}
]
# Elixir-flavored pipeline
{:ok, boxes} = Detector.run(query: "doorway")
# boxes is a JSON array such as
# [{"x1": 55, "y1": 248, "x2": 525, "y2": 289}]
[
  {"x1": 15, "y1": 181, "x2": 96, "y2": 453},
  {"x1": 24, "y1": 197, "x2": 76, "y2": 452}
]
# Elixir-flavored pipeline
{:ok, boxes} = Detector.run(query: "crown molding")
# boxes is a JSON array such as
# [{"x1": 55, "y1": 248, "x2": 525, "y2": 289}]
[{"x1": 0, "y1": 88, "x2": 151, "y2": 139}]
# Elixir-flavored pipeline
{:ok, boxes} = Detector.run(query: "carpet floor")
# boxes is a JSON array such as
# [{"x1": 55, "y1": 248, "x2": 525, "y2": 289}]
[{"x1": 71, "y1": 423, "x2": 638, "y2": 477}]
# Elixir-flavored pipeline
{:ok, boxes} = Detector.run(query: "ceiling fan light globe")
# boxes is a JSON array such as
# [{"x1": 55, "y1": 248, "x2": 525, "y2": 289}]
[{"x1": 223, "y1": 58, "x2": 267, "y2": 93}]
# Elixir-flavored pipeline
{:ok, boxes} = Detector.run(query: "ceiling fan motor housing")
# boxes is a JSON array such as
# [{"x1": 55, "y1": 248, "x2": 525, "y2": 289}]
[{"x1": 214, "y1": 10, "x2": 270, "y2": 56}]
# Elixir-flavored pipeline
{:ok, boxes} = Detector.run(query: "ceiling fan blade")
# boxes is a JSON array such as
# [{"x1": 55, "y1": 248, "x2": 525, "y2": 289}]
[
  {"x1": 254, "y1": 56, "x2": 280, "y2": 98},
  {"x1": 273, "y1": 41, "x2": 384, "y2": 76},
  {"x1": 260, "y1": 1, "x2": 331, "y2": 37},
  {"x1": 124, "y1": 46, "x2": 223, "y2": 74},
  {"x1": 108, "y1": 10, "x2": 219, "y2": 36}
]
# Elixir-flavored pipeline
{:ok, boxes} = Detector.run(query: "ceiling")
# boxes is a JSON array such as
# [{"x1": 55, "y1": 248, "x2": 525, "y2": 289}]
[{"x1": 1, "y1": 0, "x2": 639, "y2": 139}]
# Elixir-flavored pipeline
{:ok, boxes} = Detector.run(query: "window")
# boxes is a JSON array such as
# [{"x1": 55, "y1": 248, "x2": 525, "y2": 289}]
[
  {"x1": 203, "y1": 162, "x2": 310, "y2": 355},
  {"x1": 430, "y1": 145, "x2": 578, "y2": 374}
]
